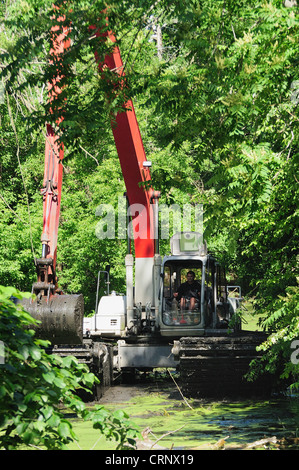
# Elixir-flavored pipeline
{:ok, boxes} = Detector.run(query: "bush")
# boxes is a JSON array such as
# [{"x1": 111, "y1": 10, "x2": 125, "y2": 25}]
[{"x1": 0, "y1": 286, "x2": 139, "y2": 450}]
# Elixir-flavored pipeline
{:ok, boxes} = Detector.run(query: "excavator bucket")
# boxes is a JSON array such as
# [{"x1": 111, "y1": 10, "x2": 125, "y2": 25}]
[{"x1": 22, "y1": 294, "x2": 84, "y2": 345}]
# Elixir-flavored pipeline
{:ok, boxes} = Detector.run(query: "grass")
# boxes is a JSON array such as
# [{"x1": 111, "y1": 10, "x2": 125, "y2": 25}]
[{"x1": 239, "y1": 299, "x2": 266, "y2": 331}]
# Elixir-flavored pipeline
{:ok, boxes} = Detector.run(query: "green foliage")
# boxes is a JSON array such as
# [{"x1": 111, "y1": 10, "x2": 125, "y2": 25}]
[
  {"x1": 0, "y1": 286, "x2": 90, "y2": 449},
  {"x1": 255, "y1": 283, "x2": 299, "y2": 386},
  {"x1": 84, "y1": 407, "x2": 139, "y2": 450},
  {"x1": 0, "y1": 286, "x2": 140, "y2": 449},
  {"x1": 0, "y1": 0, "x2": 298, "y2": 386}
]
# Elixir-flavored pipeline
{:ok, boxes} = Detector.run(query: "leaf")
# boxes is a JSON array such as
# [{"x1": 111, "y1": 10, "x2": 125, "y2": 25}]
[
  {"x1": 18, "y1": 345, "x2": 29, "y2": 360},
  {"x1": 15, "y1": 422, "x2": 28, "y2": 436},
  {"x1": 82, "y1": 372, "x2": 96, "y2": 388},
  {"x1": 47, "y1": 413, "x2": 61, "y2": 428},
  {"x1": 58, "y1": 421, "x2": 72, "y2": 440},
  {"x1": 29, "y1": 345, "x2": 41, "y2": 361},
  {"x1": 42, "y1": 371, "x2": 56, "y2": 384},
  {"x1": 53, "y1": 377, "x2": 66, "y2": 389},
  {"x1": 41, "y1": 406, "x2": 53, "y2": 421}
]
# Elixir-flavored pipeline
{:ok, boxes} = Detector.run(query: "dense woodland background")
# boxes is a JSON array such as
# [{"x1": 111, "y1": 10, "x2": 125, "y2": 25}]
[{"x1": 0, "y1": 0, "x2": 298, "y2": 382}]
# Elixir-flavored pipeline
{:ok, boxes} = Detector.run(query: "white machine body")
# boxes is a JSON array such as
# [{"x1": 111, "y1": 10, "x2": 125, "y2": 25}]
[{"x1": 84, "y1": 291, "x2": 126, "y2": 337}]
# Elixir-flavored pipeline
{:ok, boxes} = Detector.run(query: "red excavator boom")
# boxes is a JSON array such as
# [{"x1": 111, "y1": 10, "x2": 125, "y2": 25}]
[
  {"x1": 92, "y1": 27, "x2": 160, "y2": 259},
  {"x1": 23, "y1": 11, "x2": 84, "y2": 344},
  {"x1": 36, "y1": 11, "x2": 70, "y2": 297},
  {"x1": 92, "y1": 27, "x2": 161, "y2": 307}
]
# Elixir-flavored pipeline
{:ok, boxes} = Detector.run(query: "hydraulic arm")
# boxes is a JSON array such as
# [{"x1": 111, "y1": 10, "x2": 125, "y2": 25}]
[
  {"x1": 93, "y1": 28, "x2": 161, "y2": 311},
  {"x1": 92, "y1": 27, "x2": 160, "y2": 258},
  {"x1": 23, "y1": 11, "x2": 84, "y2": 344},
  {"x1": 35, "y1": 11, "x2": 69, "y2": 297}
]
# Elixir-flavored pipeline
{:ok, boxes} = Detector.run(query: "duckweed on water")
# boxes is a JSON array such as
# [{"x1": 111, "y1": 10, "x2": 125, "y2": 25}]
[{"x1": 68, "y1": 384, "x2": 299, "y2": 450}]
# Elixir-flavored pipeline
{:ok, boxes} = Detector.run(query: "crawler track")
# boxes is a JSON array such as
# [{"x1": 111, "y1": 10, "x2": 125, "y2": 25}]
[
  {"x1": 177, "y1": 332, "x2": 271, "y2": 398},
  {"x1": 50, "y1": 339, "x2": 114, "y2": 400}
]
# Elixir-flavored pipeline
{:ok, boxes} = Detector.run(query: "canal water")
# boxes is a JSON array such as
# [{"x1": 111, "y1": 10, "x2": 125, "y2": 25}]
[{"x1": 70, "y1": 377, "x2": 299, "y2": 450}]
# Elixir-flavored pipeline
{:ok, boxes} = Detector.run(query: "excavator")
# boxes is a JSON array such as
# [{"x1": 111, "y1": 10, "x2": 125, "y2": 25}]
[{"x1": 22, "y1": 13, "x2": 270, "y2": 398}]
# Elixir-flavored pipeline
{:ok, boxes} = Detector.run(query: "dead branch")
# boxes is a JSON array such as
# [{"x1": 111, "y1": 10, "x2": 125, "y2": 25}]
[{"x1": 167, "y1": 368, "x2": 193, "y2": 409}]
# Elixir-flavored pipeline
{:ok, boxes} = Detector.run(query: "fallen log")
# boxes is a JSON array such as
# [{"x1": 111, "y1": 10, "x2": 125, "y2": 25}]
[{"x1": 245, "y1": 436, "x2": 278, "y2": 449}]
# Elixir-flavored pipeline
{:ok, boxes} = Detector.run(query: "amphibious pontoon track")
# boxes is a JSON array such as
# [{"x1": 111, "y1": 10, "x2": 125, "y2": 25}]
[{"x1": 176, "y1": 332, "x2": 271, "y2": 398}]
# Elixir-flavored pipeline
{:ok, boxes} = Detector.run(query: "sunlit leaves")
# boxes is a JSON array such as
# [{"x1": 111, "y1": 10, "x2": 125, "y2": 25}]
[{"x1": 0, "y1": 286, "x2": 139, "y2": 449}]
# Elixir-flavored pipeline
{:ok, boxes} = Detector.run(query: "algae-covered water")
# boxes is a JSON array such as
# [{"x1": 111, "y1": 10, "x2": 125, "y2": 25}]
[
  {"x1": 67, "y1": 310, "x2": 299, "y2": 450},
  {"x1": 69, "y1": 380, "x2": 299, "y2": 450}
]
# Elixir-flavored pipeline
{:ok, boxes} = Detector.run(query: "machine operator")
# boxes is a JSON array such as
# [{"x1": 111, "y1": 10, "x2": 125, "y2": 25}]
[{"x1": 173, "y1": 271, "x2": 201, "y2": 312}]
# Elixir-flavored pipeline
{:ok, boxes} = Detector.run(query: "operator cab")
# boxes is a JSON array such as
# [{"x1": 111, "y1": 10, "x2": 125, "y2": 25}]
[{"x1": 159, "y1": 232, "x2": 241, "y2": 337}]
